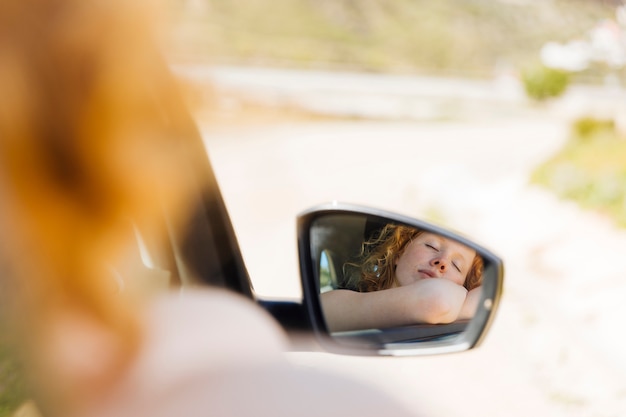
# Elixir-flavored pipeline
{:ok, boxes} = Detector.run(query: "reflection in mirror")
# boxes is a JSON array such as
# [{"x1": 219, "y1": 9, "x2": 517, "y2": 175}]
[{"x1": 310, "y1": 214, "x2": 485, "y2": 344}]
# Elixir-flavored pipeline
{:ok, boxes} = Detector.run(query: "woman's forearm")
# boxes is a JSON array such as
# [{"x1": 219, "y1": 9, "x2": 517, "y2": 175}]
[
  {"x1": 320, "y1": 280, "x2": 468, "y2": 332},
  {"x1": 403, "y1": 279, "x2": 467, "y2": 324}
]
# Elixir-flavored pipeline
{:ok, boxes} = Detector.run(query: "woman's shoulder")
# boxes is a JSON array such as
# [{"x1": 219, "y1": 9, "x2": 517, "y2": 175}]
[{"x1": 91, "y1": 289, "x2": 417, "y2": 417}]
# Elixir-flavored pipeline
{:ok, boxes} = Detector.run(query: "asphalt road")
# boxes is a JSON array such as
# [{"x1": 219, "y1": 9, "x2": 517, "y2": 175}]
[{"x1": 202, "y1": 115, "x2": 626, "y2": 417}]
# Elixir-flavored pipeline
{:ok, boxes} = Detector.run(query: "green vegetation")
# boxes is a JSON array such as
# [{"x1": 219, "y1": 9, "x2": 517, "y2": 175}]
[
  {"x1": 522, "y1": 65, "x2": 570, "y2": 101},
  {"x1": 532, "y1": 117, "x2": 626, "y2": 227},
  {"x1": 167, "y1": 0, "x2": 612, "y2": 77},
  {"x1": 0, "y1": 339, "x2": 27, "y2": 417}
]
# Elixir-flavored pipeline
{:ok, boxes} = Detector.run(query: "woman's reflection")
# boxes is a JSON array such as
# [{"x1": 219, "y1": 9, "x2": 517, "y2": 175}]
[{"x1": 320, "y1": 225, "x2": 483, "y2": 332}]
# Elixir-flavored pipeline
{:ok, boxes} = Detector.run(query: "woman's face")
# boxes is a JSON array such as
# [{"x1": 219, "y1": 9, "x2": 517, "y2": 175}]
[{"x1": 394, "y1": 232, "x2": 476, "y2": 287}]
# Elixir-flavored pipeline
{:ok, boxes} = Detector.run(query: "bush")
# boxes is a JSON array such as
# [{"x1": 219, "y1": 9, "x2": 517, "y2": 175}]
[
  {"x1": 522, "y1": 65, "x2": 570, "y2": 101},
  {"x1": 572, "y1": 117, "x2": 615, "y2": 140},
  {"x1": 531, "y1": 118, "x2": 626, "y2": 228}
]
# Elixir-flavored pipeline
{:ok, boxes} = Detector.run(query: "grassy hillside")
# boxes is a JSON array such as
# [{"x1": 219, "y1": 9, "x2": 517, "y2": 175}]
[{"x1": 167, "y1": 0, "x2": 614, "y2": 77}]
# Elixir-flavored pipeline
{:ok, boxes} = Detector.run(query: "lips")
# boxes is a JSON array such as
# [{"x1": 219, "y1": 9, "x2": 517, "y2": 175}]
[{"x1": 418, "y1": 269, "x2": 437, "y2": 278}]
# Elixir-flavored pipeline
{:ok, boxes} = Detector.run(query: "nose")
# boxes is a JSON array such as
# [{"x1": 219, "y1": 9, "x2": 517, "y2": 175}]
[{"x1": 431, "y1": 258, "x2": 447, "y2": 272}]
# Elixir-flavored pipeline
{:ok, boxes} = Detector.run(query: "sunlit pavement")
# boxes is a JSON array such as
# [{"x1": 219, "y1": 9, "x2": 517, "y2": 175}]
[{"x1": 202, "y1": 115, "x2": 626, "y2": 417}]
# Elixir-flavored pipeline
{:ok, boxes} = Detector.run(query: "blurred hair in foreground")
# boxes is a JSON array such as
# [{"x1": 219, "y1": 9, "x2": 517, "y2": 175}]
[
  {"x1": 0, "y1": 2, "x2": 425, "y2": 417},
  {"x1": 0, "y1": 0, "x2": 197, "y2": 414}
]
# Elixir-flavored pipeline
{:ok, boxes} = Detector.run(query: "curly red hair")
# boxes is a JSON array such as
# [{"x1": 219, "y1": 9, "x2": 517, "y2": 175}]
[{"x1": 344, "y1": 224, "x2": 483, "y2": 292}]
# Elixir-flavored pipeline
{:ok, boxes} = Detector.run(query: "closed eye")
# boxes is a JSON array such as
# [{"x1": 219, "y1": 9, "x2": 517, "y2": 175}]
[
  {"x1": 425, "y1": 244, "x2": 439, "y2": 251},
  {"x1": 452, "y1": 262, "x2": 461, "y2": 273}
]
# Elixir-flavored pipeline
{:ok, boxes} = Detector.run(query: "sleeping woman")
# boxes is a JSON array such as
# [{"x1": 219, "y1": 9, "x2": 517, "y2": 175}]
[{"x1": 320, "y1": 224, "x2": 483, "y2": 332}]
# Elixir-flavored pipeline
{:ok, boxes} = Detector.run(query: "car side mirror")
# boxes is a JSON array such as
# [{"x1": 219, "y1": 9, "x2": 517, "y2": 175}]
[{"x1": 297, "y1": 203, "x2": 504, "y2": 356}]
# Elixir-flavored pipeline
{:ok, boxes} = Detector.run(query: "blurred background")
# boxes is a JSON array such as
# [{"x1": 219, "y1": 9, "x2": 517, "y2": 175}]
[{"x1": 4, "y1": 0, "x2": 626, "y2": 416}]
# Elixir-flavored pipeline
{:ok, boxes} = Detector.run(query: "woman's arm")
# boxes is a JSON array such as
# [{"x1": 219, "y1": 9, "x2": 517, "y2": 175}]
[
  {"x1": 458, "y1": 287, "x2": 482, "y2": 320},
  {"x1": 320, "y1": 279, "x2": 467, "y2": 332}
]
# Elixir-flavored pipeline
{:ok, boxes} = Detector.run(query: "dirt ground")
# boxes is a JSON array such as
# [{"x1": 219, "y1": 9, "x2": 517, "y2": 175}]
[{"x1": 202, "y1": 115, "x2": 626, "y2": 417}]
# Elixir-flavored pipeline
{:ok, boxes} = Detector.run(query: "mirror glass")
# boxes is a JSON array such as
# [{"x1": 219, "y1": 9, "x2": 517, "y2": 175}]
[{"x1": 306, "y1": 211, "x2": 500, "y2": 351}]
